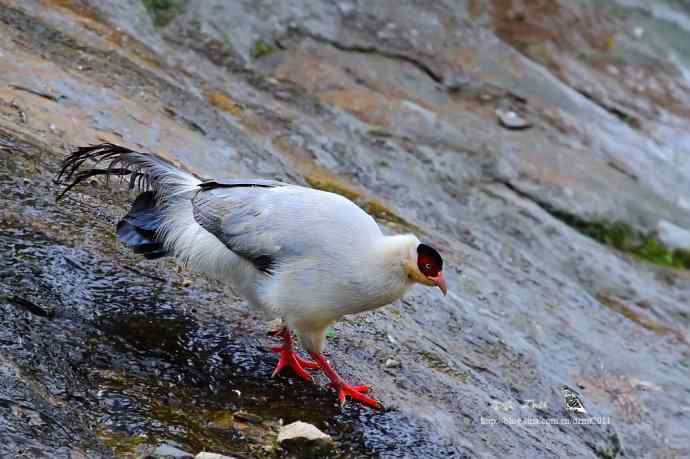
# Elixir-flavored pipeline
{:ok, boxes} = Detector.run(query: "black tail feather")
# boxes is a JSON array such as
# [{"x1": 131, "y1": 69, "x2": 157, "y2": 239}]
[
  {"x1": 56, "y1": 143, "x2": 201, "y2": 260},
  {"x1": 116, "y1": 191, "x2": 169, "y2": 260},
  {"x1": 55, "y1": 143, "x2": 180, "y2": 201}
]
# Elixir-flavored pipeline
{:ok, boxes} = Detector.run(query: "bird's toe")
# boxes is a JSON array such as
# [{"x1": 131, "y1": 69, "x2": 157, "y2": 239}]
[
  {"x1": 271, "y1": 347, "x2": 315, "y2": 382},
  {"x1": 337, "y1": 383, "x2": 382, "y2": 410}
]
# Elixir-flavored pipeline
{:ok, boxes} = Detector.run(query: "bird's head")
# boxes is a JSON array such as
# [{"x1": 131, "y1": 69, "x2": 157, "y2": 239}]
[{"x1": 403, "y1": 242, "x2": 448, "y2": 295}]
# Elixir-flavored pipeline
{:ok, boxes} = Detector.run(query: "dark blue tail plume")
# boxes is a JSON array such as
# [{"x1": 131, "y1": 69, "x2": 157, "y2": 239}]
[{"x1": 116, "y1": 191, "x2": 169, "y2": 259}]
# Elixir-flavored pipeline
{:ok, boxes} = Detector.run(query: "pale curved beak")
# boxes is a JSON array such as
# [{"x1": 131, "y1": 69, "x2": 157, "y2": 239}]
[{"x1": 429, "y1": 272, "x2": 448, "y2": 296}]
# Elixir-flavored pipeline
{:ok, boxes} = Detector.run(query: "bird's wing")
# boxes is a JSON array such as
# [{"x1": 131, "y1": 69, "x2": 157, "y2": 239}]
[
  {"x1": 197, "y1": 178, "x2": 288, "y2": 190},
  {"x1": 191, "y1": 182, "x2": 381, "y2": 274}
]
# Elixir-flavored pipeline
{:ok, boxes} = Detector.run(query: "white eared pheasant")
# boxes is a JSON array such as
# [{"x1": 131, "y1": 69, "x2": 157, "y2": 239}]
[{"x1": 57, "y1": 144, "x2": 447, "y2": 409}]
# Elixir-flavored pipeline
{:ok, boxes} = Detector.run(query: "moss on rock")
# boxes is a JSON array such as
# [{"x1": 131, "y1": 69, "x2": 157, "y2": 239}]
[
  {"x1": 252, "y1": 41, "x2": 275, "y2": 59},
  {"x1": 142, "y1": 0, "x2": 184, "y2": 27},
  {"x1": 552, "y1": 210, "x2": 690, "y2": 270}
]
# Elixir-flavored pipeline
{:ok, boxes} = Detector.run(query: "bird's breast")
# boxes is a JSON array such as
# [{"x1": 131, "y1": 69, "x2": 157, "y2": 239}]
[{"x1": 259, "y1": 259, "x2": 410, "y2": 325}]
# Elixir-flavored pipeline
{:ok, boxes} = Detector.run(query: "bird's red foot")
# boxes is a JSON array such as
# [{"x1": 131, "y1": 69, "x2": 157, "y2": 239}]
[
  {"x1": 271, "y1": 346, "x2": 315, "y2": 382},
  {"x1": 271, "y1": 346, "x2": 320, "y2": 369},
  {"x1": 333, "y1": 383, "x2": 381, "y2": 409},
  {"x1": 270, "y1": 327, "x2": 318, "y2": 382},
  {"x1": 309, "y1": 352, "x2": 384, "y2": 410}
]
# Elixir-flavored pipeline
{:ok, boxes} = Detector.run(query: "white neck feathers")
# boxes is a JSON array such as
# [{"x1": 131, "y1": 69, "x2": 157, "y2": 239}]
[{"x1": 356, "y1": 233, "x2": 420, "y2": 308}]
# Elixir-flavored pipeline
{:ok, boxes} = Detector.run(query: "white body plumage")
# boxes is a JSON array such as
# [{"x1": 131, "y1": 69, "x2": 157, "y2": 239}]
[{"x1": 160, "y1": 177, "x2": 419, "y2": 353}]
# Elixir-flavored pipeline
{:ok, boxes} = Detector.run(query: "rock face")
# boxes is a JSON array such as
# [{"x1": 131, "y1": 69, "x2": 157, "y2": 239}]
[
  {"x1": 1, "y1": 0, "x2": 690, "y2": 458},
  {"x1": 657, "y1": 220, "x2": 690, "y2": 250}
]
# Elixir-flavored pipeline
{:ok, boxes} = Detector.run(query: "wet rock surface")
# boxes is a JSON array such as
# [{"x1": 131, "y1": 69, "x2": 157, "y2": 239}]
[{"x1": 1, "y1": 1, "x2": 689, "y2": 458}]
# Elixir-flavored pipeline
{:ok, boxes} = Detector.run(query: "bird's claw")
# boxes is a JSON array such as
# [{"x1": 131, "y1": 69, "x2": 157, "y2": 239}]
[
  {"x1": 334, "y1": 383, "x2": 383, "y2": 410},
  {"x1": 271, "y1": 345, "x2": 318, "y2": 382},
  {"x1": 271, "y1": 345, "x2": 320, "y2": 368}
]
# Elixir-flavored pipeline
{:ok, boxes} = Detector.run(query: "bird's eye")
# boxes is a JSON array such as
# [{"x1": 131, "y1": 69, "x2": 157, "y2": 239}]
[{"x1": 424, "y1": 263, "x2": 432, "y2": 270}]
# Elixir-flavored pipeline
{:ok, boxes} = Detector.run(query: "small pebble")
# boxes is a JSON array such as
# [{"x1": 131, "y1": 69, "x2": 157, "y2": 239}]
[
  {"x1": 479, "y1": 92, "x2": 494, "y2": 102},
  {"x1": 496, "y1": 108, "x2": 531, "y2": 130},
  {"x1": 385, "y1": 358, "x2": 401, "y2": 368},
  {"x1": 506, "y1": 9, "x2": 526, "y2": 21},
  {"x1": 266, "y1": 318, "x2": 282, "y2": 333},
  {"x1": 195, "y1": 453, "x2": 237, "y2": 459},
  {"x1": 277, "y1": 421, "x2": 333, "y2": 455},
  {"x1": 151, "y1": 443, "x2": 194, "y2": 458}
]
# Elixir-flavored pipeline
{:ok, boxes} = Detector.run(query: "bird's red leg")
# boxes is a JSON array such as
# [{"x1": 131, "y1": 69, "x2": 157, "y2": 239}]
[
  {"x1": 271, "y1": 327, "x2": 319, "y2": 382},
  {"x1": 309, "y1": 351, "x2": 383, "y2": 410}
]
